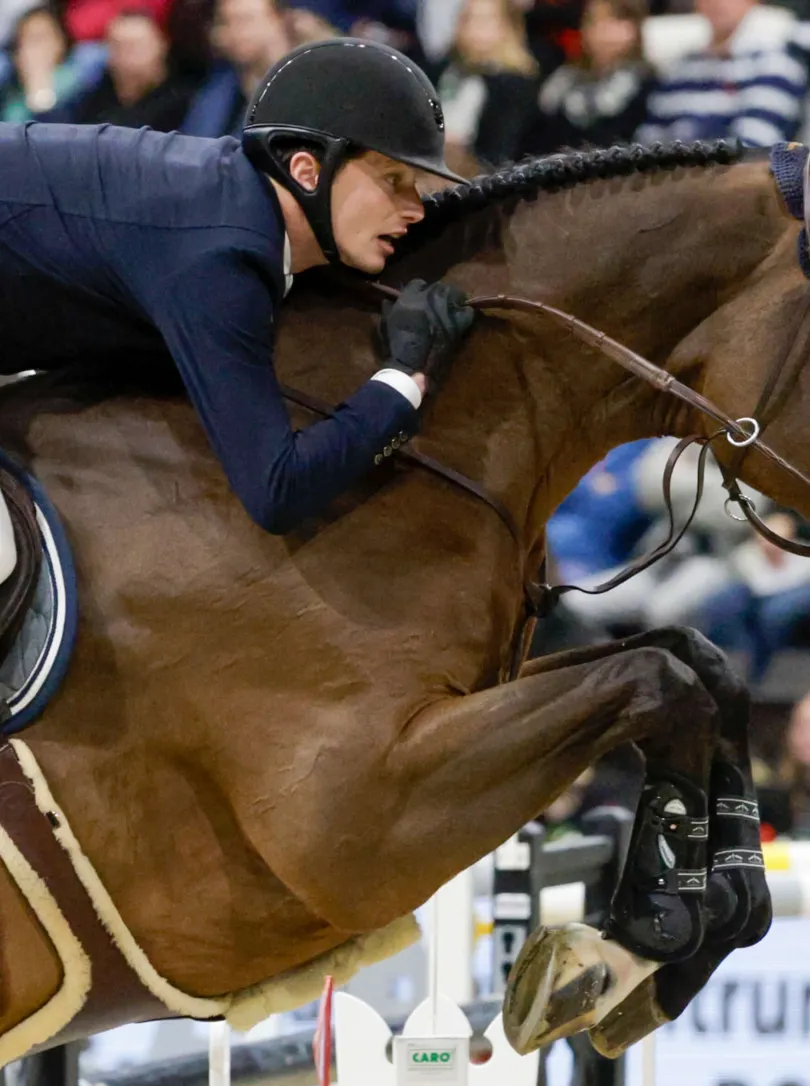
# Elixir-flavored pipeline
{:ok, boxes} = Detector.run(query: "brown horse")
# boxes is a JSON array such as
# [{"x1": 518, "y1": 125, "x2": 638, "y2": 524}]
[{"x1": 0, "y1": 140, "x2": 806, "y2": 1067}]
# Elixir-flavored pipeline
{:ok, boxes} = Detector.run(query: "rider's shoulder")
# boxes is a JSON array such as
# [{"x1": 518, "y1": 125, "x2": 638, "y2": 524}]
[{"x1": 19, "y1": 124, "x2": 285, "y2": 245}]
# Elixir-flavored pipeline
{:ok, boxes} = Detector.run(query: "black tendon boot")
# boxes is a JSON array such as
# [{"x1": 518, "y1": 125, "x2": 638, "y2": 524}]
[
  {"x1": 603, "y1": 772, "x2": 709, "y2": 962},
  {"x1": 705, "y1": 760, "x2": 772, "y2": 946}
]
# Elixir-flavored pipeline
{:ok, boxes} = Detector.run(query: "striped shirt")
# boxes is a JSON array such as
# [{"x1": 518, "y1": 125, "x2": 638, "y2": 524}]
[
  {"x1": 637, "y1": 30, "x2": 808, "y2": 147},
  {"x1": 789, "y1": 21, "x2": 810, "y2": 144}
]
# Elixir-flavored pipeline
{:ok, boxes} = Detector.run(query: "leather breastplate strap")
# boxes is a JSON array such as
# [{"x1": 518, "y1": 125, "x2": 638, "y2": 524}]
[{"x1": 0, "y1": 743, "x2": 177, "y2": 1054}]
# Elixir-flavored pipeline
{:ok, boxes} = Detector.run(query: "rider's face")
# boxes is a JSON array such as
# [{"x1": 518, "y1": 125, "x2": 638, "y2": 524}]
[{"x1": 330, "y1": 152, "x2": 426, "y2": 274}]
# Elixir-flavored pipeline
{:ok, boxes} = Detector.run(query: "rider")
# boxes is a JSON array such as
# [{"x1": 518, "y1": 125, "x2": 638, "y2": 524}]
[{"x1": 0, "y1": 38, "x2": 475, "y2": 533}]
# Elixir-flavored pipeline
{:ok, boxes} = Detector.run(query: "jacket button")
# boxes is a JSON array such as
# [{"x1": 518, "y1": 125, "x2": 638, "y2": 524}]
[
  {"x1": 374, "y1": 453, "x2": 383, "y2": 465},
  {"x1": 391, "y1": 436, "x2": 401, "y2": 450},
  {"x1": 383, "y1": 445, "x2": 393, "y2": 457},
  {"x1": 398, "y1": 431, "x2": 409, "y2": 443}
]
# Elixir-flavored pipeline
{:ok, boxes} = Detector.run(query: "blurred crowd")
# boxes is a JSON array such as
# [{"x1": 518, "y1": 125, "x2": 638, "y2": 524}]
[
  {"x1": 5, "y1": 0, "x2": 810, "y2": 161},
  {"x1": 541, "y1": 439, "x2": 810, "y2": 683}
]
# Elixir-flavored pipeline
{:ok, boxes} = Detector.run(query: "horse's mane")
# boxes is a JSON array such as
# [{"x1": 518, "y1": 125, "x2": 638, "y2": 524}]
[{"x1": 399, "y1": 139, "x2": 745, "y2": 254}]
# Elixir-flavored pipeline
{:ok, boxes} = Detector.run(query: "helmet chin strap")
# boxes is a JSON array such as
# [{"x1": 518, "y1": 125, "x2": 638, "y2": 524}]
[{"x1": 261, "y1": 134, "x2": 349, "y2": 265}]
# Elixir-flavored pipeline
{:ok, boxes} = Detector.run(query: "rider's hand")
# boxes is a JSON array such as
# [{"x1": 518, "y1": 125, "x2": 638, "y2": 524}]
[{"x1": 379, "y1": 279, "x2": 475, "y2": 391}]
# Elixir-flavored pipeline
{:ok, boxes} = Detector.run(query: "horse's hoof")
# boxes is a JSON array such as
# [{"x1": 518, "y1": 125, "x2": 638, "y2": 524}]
[
  {"x1": 502, "y1": 922, "x2": 660, "y2": 1055},
  {"x1": 589, "y1": 975, "x2": 670, "y2": 1058},
  {"x1": 503, "y1": 924, "x2": 608, "y2": 1054}
]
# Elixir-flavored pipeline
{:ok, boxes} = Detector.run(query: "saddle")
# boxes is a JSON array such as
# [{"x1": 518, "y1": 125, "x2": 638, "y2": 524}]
[{"x1": 0, "y1": 468, "x2": 41, "y2": 687}]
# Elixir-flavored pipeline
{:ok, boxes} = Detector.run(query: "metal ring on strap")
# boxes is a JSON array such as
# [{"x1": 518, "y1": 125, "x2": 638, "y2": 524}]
[
  {"x1": 726, "y1": 417, "x2": 761, "y2": 448},
  {"x1": 724, "y1": 495, "x2": 756, "y2": 522}
]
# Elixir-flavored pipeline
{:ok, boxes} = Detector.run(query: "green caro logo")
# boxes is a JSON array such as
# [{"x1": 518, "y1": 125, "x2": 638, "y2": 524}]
[
  {"x1": 402, "y1": 1040, "x2": 461, "y2": 1076},
  {"x1": 411, "y1": 1050, "x2": 454, "y2": 1065}
]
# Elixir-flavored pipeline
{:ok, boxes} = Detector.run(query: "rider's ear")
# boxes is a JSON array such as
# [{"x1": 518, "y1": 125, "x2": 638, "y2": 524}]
[{"x1": 287, "y1": 151, "x2": 322, "y2": 194}]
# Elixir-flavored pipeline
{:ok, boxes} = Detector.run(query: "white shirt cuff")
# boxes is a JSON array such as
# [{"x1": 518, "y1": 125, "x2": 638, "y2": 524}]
[{"x1": 370, "y1": 368, "x2": 422, "y2": 410}]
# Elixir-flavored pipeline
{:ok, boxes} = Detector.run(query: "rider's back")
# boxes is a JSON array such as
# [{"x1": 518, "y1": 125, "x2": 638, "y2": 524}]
[{"x1": 0, "y1": 124, "x2": 285, "y2": 369}]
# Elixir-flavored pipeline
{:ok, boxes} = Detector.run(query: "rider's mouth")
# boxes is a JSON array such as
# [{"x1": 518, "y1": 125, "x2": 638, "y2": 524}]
[{"x1": 379, "y1": 231, "x2": 406, "y2": 251}]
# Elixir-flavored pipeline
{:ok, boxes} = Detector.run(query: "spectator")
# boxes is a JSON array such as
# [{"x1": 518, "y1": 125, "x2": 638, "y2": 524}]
[
  {"x1": 0, "y1": 0, "x2": 39, "y2": 48},
  {"x1": 546, "y1": 439, "x2": 655, "y2": 584},
  {"x1": 519, "y1": 0, "x2": 653, "y2": 156},
  {"x1": 295, "y1": 2, "x2": 423, "y2": 58},
  {"x1": 284, "y1": 1, "x2": 417, "y2": 36},
  {"x1": 518, "y1": 0, "x2": 588, "y2": 76},
  {"x1": 163, "y1": 0, "x2": 219, "y2": 78},
  {"x1": 781, "y1": 691, "x2": 810, "y2": 836},
  {"x1": 0, "y1": 5, "x2": 92, "y2": 122},
  {"x1": 636, "y1": 0, "x2": 807, "y2": 146},
  {"x1": 58, "y1": 8, "x2": 193, "y2": 130},
  {"x1": 687, "y1": 510, "x2": 810, "y2": 682},
  {"x1": 428, "y1": 0, "x2": 540, "y2": 166},
  {"x1": 551, "y1": 442, "x2": 810, "y2": 681},
  {"x1": 181, "y1": 0, "x2": 291, "y2": 138},
  {"x1": 62, "y1": 0, "x2": 171, "y2": 41},
  {"x1": 282, "y1": 5, "x2": 339, "y2": 44},
  {"x1": 417, "y1": 0, "x2": 464, "y2": 60},
  {"x1": 546, "y1": 437, "x2": 756, "y2": 636}
]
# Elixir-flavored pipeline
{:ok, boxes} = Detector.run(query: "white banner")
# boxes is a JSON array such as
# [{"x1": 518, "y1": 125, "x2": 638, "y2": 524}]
[{"x1": 625, "y1": 917, "x2": 810, "y2": 1086}]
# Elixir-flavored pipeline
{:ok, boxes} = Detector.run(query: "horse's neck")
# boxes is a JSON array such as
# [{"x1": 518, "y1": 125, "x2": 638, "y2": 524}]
[{"x1": 403, "y1": 159, "x2": 794, "y2": 541}]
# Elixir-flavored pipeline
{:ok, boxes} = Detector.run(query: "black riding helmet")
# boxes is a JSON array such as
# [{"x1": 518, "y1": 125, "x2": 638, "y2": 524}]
[{"x1": 242, "y1": 37, "x2": 466, "y2": 264}]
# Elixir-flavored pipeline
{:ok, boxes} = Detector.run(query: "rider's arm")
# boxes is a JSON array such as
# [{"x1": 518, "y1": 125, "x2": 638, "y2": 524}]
[{"x1": 155, "y1": 251, "x2": 419, "y2": 534}]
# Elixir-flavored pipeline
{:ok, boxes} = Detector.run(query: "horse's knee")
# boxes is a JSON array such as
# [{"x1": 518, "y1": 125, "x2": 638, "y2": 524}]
[
  {"x1": 616, "y1": 645, "x2": 716, "y2": 731},
  {"x1": 649, "y1": 625, "x2": 722, "y2": 665},
  {"x1": 651, "y1": 626, "x2": 748, "y2": 710}
]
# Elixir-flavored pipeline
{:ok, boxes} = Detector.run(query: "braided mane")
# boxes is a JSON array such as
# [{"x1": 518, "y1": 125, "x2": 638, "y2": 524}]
[{"x1": 405, "y1": 139, "x2": 744, "y2": 249}]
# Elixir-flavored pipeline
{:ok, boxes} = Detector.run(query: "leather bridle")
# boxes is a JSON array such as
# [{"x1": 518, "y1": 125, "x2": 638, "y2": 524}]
[{"x1": 465, "y1": 290, "x2": 810, "y2": 552}]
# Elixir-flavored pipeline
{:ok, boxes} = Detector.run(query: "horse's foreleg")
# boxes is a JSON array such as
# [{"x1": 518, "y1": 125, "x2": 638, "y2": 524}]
[
  {"x1": 376, "y1": 644, "x2": 717, "y2": 932},
  {"x1": 524, "y1": 627, "x2": 768, "y2": 954},
  {"x1": 595, "y1": 627, "x2": 770, "y2": 945},
  {"x1": 501, "y1": 631, "x2": 721, "y2": 1055},
  {"x1": 583, "y1": 627, "x2": 771, "y2": 1059},
  {"x1": 522, "y1": 630, "x2": 717, "y2": 963},
  {"x1": 510, "y1": 626, "x2": 769, "y2": 1059}
]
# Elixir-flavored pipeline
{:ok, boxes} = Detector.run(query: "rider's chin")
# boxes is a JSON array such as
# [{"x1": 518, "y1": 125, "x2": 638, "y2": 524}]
[{"x1": 355, "y1": 250, "x2": 385, "y2": 275}]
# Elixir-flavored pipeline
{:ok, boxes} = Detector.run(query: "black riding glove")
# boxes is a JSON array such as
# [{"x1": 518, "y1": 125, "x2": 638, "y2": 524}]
[{"x1": 379, "y1": 279, "x2": 475, "y2": 389}]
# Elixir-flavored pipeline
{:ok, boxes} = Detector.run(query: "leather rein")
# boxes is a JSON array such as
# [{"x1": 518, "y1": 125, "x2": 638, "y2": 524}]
[{"x1": 282, "y1": 282, "x2": 810, "y2": 680}]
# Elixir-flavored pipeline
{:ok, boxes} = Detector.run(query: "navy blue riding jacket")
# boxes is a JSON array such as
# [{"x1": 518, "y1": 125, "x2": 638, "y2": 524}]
[{"x1": 0, "y1": 123, "x2": 417, "y2": 533}]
